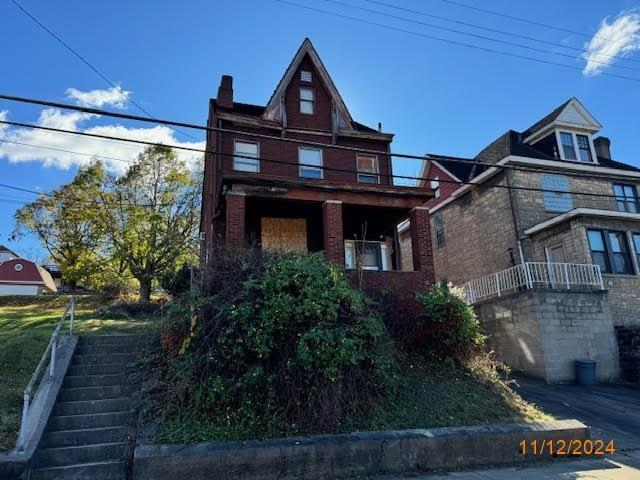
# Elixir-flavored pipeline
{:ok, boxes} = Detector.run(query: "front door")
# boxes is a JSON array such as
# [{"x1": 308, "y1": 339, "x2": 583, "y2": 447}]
[{"x1": 545, "y1": 244, "x2": 566, "y2": 286}]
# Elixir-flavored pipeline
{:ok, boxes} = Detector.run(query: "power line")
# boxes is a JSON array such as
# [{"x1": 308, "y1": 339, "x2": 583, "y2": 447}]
[
  {"x1": 436, "y1": 0, "x2": 628, "y2": 45},
  {"x1": 0, "y1": 93, "x2": 639, "y2": 184},
  {"x1": 361, "y1": 0, "x2": 640, "y2": 66},
  {"x1": 0, "y1": 138, "x2": 135, "y2": 164},
  {"x1": 2, "y1": 118, "x2": 638, "y2": 203},
  {"x1": 8, "y1": 0, "x2": 199, "y2": 142},
  {"x1": 274, "y1": 0, "x2": 640, "y2": 83}
]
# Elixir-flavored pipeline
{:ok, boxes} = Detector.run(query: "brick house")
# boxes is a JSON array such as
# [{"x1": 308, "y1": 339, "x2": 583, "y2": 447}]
[
  {"x1": 200, "y1": 39, "x2": 435, "y2": 294},
  {"x1": 417, "y1": 98, "x2": 640, "y2": 382}
]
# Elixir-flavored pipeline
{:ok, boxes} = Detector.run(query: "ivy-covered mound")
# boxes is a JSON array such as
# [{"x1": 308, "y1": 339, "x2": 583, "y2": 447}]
[{"x1": 152, "y1": 251, "x2": 397, "y2": 440}]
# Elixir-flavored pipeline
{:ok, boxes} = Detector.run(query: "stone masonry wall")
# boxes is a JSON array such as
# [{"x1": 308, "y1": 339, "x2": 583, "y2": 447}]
[
  {"x1": 477, "y1": 290, "x2": 619, "y2": 383},
  {"x1": 431, "y1": 172, "x2": 519, "y2": 285}
]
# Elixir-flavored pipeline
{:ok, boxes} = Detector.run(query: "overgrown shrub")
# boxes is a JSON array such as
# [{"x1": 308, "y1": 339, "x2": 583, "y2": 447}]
[
  {"x1": 151, "y1": 250, "x2": 396, "y2": 438},
  {"x1": 98, "y1": 300, "x2": 162, "y2": 318},
  {"x1": 160, "y1": 263, "x2": 193, "y2": 297},
  {"x1": 415, "y1": 283, "x2": 485, "y2": 361}
]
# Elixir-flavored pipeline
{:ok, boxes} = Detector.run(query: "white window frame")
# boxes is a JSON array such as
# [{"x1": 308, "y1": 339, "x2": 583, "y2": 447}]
[
  {"x1": 233, "y1": 139, "x2": 260, "y2": 172},
  {"x1": 356, "y1": 154, "x2": 380, "y2": 184},
  {"x1": 300, "y1": 70, "x2": 312, "y2": 82},
  {"x1": 430, "y1": 177, "x2": 441, "y2": 198},
  {"x1": 554, "y1": 130, "x2": 598, "y2": 164},
  {"x1": 298, "y1": 146, "x2": 323, "y2": 179},
  {"x1": 299, "y1": 87, "x2": 315, "y2": 115}
]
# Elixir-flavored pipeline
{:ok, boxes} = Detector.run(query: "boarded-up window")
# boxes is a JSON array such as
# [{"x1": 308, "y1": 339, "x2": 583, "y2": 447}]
[
  {"x1": 261, "y1": 217, "x2": 308, "y2": 252},
  {"x1": 357, "y1": 155, "x2": 379, "y2": 184},
  {"x1": 541, "y1": 174, "x2": 573, "y2": 212}
]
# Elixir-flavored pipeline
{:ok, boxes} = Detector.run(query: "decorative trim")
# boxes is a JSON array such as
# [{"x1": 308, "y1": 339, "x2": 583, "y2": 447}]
[{"x1": 524, "y1": 208, "x2": 640, "y2": 236}]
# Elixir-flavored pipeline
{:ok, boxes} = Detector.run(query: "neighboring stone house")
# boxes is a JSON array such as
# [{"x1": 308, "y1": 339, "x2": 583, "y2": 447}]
[
  {"x1": 200, "y1": 38, "x2": 436, "y2": 295},
  {"x1": 417, "y1": 98, "x2": 640, "y2": 383}
]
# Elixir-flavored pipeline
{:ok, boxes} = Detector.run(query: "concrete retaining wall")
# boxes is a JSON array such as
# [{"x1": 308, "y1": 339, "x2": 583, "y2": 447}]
[
  {"x1": 476, "y1": 290, "x2": 619, "y2": 383},
  {"x1": 134, "y1": 420, "x2": 589, "y2": 480}
]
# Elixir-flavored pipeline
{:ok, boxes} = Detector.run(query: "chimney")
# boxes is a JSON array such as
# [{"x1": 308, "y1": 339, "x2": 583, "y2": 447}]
[
  {"x1": 216, "y1": 75, "x2": 234, "y2": 109},
  {"x1": 594, "y1": 136, "x2": 611, "y2": 160}
]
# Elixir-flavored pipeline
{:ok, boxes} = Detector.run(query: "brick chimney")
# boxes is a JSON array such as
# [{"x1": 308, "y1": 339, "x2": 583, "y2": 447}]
[
  {"x1": 594, "y1": 136, "x2": 611, "y2": 160},
  {"x1": 216, "y1": 75, "x2": 233, "y2": 108}
]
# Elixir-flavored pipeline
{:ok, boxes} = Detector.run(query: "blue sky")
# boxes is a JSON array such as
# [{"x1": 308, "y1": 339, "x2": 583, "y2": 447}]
[{"x1": 1, "y1": 0, "x2": 640, "y2": 259}]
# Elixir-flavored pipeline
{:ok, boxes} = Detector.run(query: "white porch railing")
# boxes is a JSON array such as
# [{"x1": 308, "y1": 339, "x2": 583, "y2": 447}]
[
  {"x1": 462, "y1": 262, "x2": 604, "y2": 304},
  {"x1": 16, "y1": 296, "x2": 75, "y2": 451}
]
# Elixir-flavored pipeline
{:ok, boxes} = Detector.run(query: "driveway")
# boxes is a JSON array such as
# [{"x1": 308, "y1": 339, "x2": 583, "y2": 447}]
[{"x1": 513, "y1": 376, "x2": 640, "y2": 452}]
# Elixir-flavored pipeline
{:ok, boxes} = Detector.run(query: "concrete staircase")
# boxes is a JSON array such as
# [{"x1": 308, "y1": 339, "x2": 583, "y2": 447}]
[{"x1": 30, "y1": 335, "x2": 146, "y2": 480}]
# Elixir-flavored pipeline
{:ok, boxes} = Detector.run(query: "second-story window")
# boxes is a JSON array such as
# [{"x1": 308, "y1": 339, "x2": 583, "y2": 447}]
[
  {"x1": 356, "y1": 154, "x2": 379, "y2": 184},
  {"x1": 430, "y1": 177, "x2": 441, "y2": 198},
  {"x1": 576, "y1": 135, "x2": 592, "y2": 162},
  {"x1": 614, "y1": 183, "x2": 639, "y2": 213},
  {"x1": 540, "y1": 174, "x2": 572, "y2": 212},
  {"x1": 560, "y1": 132, "x2": 577, "y2": 160},
  {"x1": 588, "y1": 229, "x2": 634, "y2": 274},
  {"x1": 299, "y1": 147, "x2": 323, "y2": 179},
  {"x1": 300, "y1": 87, "x2": 315, "y2": 114},
  {"x1": 233, "y1": 140, "x2": 259, "y2": 172}
]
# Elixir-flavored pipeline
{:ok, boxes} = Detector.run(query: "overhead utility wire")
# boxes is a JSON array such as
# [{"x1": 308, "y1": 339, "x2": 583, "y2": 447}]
[
  {"x1": 358, "y1": 0, "x2": 640, "y2": 67},
  {"x1": 436, "y1": 0, "x2": 629, "y2": 44},
  {"x1": 1, "y1": 119, "x2": 636, "y2": 204},
  {"x1": 8, "y1": 0, "x2": 199, "y2": 142},
  {"x1": 0, "y1": 138, "x2": 135, "y2": 165},
  {"x1": 0, "y1": 93, "x2": 638, "y2": 184},
  {"x1": 273, "y1": 0, "x2": 640, "y2": 83}
]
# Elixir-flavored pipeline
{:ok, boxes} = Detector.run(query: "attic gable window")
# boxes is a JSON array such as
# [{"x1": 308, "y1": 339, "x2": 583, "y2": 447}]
[
  {"x1": 560, "y1": 132, "x2": 577, "y2": 160},
  {"x1": 577, "y1": 135, "x2": 592, "y2": 162},
  {"x1": 300, "y1": 70, "x2": 312, "y2": 82},
  {"x1": 430, "y1": 178, "x2": 441, "y2": 198},
  {"x1": 300, "y1": 87, "x2": 315, "y2": 114}
]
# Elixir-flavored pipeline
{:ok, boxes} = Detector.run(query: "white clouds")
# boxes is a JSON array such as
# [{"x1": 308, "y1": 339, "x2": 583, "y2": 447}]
[
  {"x1": 66, "y1": 86, "x2": 132, "y2": 109},
  {"x1": 0, "y1": 89, "x2": 205, "y2": 174},
  {"x1": 582, "y1": 10, "x2": 640, "y2": 76}
]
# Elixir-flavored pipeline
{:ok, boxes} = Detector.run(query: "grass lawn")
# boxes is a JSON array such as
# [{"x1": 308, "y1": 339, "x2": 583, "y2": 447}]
[
  {"x1": 0, "y1": 295, "x2": 155, "y2": 451},
  {"x1": 154, "y1": 355, "x2": 552, "y2": 445}
]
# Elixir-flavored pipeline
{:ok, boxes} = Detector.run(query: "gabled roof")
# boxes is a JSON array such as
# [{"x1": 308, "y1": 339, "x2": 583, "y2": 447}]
[
  {"x1": 522, "y1": 97, "x2": 602, "y2": 142},
  {"x1": 0, "y1": 258, "x2": 57, "y2": 292},
  {"x1": 426, "y1": 154, "x2": 476, "y2": 183},
  {"x1": 262, "y1": 38, "x2": 354, "y2": 129},
  {"x1": 0, "y1": 244, "x2": 18, "y2": 255}
]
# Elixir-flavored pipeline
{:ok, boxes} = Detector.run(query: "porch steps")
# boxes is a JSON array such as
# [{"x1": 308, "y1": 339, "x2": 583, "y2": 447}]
[{"x1": 30, "y1": 335, "x2": 146, "y2": 480}]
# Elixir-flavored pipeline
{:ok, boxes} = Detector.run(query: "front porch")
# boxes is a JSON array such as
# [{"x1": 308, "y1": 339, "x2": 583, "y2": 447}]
[{"x1": 221, "y1": 177, "x2": 435, "y2": 293}]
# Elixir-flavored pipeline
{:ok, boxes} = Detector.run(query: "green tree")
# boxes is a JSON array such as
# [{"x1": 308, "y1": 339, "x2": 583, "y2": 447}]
[
  {"x1": 92, "y1": 145, "x2": 200, "y2": 302},
  {"x1": 13, "y1": 161, "x2": 106, "y2": 289}
]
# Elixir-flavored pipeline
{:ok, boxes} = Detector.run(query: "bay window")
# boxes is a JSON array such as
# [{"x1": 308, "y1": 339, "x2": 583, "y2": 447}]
[{"x1": 587, "y1": 229, "x2": 634, "y2": 274}]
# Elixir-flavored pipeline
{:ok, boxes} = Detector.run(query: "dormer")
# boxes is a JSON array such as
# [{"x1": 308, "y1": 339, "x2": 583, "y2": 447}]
[{"x1": 522, "y1": 98, "x2": 602, "y2": 164}]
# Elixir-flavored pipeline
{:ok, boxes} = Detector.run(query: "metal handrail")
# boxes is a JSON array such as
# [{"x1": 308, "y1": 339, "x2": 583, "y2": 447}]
[{"x1": 16, "y1": 296, "x2": 75, "y2": 451}]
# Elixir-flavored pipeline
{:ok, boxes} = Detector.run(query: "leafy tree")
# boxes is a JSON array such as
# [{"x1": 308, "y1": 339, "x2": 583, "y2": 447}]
[
  {"x1": 13, "y1": 161, "x2": 106, "y2": 289},
  {"x1": 92, "y1": 145, "x2": 200, "y2": 302}
]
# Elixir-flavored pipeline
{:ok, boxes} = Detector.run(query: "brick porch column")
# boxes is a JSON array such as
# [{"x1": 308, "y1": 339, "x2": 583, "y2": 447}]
[
  {"x1": 225, "y1": 192, "x2": 246, "y2": 249},
  {"x1": 323, "y1": 200, "x2": 344, "y2": 265},
  {"x1": 409, "y1": 206, "x2": 435, "y2": 284}
]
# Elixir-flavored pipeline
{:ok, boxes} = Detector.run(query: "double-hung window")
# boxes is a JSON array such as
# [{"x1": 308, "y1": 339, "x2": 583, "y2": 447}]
[
  {"x1": 300, "y1": 87, "x2": 314, "y2": 114},
  {"x1": 576, "y1": 135, "x2": 592, "y2": 162},
  {"x1": 233, "y1": 140, "x2": 259, "y2": 172},
  {"x1": 560, "y1": 132, "x2": 577, "y2": 160},
  {"x1": 356, "y1": 155, "x2": 379, "y2": 184},
  {"x1": 613, "y1": 184, "x2": 639, "y2": 213},
  {"x1": 587, "y1": 229, "x2": 634, "y2": 274},
  {"x1": 299, "y1": 147, "x2": 323, "y2": 179}
]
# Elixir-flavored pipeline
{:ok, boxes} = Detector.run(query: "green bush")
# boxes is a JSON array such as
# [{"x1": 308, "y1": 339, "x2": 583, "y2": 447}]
[
  {"x1": 415, "y1": 283, "x2": 485, "y2": 361},
  {"x1": 160, "y1": 263, "x2": 193, "y2": 297},
  {"x1": 153, "y1": 251, "x2": 396, "y2": 438}
]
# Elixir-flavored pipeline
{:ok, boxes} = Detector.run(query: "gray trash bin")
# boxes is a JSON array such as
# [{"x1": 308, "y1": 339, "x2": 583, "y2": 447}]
[{"x1": 575, "y1": 359, "x2": 596, "y2": 385}]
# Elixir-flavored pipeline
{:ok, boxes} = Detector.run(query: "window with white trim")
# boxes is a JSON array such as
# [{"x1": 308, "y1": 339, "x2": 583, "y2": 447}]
[
  {"x1": 356, "y1": 154, "x2": 379, "y2": 184},
  {"x1": 299, "y1": 147, "x2": 323, "y2": 179},
  {"x1": 560, "y1": 132, "x2": 577, "y2": 160},
  {"x1": 300, "y1": 87, "x2": 314, "y2": 114},
  {"x1": 576, "y1": 134, "x2": 592, "y2": 162},
  {"x1": 300, "y1": 70, "x2": 312, "y2": 82},
  {"x1": 430, "y1": 177, "x2": 441, "y2": 198},
  {"x1": 233, "y1": 140, "x2": 259, "y2": 172}
]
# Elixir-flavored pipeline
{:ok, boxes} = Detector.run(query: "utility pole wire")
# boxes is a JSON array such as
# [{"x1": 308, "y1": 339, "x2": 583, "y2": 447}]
[{"x1": 8, "y1": 0, "x2": 199, "y2": 142}]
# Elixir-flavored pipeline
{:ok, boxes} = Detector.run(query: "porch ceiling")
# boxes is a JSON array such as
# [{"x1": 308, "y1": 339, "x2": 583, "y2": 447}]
[{"x1": 224, "y1": 172, "x2": 432, "y2": 208}]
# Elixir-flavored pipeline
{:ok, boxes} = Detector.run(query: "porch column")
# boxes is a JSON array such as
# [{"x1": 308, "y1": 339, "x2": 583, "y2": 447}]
[
  {"x1": 323, "y1": 200, "x2": 344, "y2": 265},
  {"x1": 409, "y1": 206, "x2": 435, "y2": 284},
  {"x1": 225, "y1": 192, "x2": 246, "y2": 249}
]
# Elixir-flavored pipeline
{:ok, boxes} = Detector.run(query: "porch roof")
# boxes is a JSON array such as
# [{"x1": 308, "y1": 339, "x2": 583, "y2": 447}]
[
  {"x1": 224, "y1": 172, "x2": 433, "y2": 208},
  {"x1": 524, "y1": 208, "x2": 640, "y2": 236}
]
